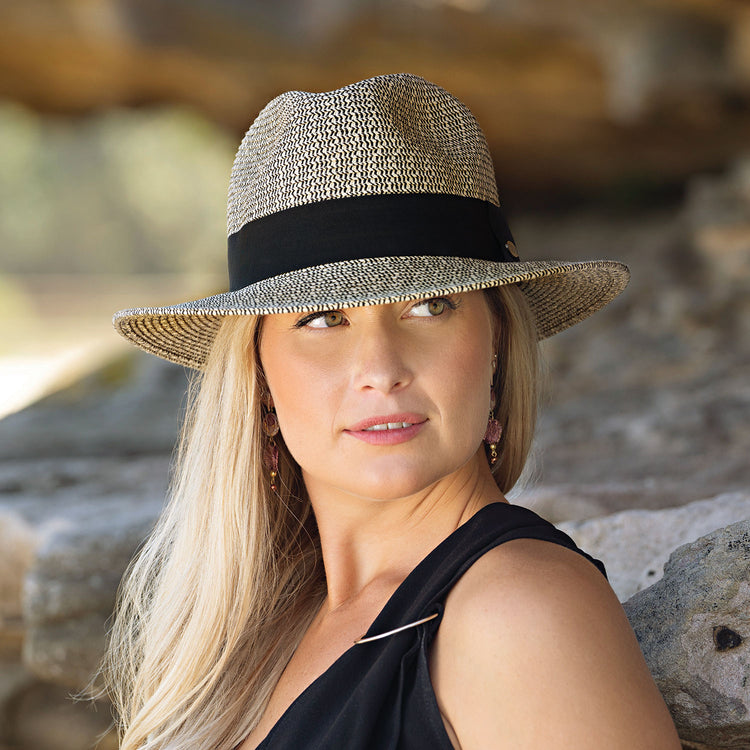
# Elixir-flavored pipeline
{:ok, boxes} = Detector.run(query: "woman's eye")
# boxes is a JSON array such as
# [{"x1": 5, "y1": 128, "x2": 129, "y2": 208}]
[
  {"x1": 298, "y1": 310, "x2": 345, "y2": 328},
  {"x1": 408, "y1": 297, "x2": 454, "y2": 317}
]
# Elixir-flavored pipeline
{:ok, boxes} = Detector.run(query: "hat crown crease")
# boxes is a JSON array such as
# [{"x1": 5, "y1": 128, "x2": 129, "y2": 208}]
[{"x1": 226, "y1": 73, "x2": 499, "y2": 236}]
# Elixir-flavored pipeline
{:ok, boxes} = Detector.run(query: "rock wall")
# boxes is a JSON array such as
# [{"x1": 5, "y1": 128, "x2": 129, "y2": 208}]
[
  {"x1": 625, "y1": 521, "x2": 750, "y2": 750},
  {"x1": 0, "y1": 457, "x2": 166, "y2": 749},
  {"x1": 559, "y1": 493, "x2": 750, "y2": 601}
]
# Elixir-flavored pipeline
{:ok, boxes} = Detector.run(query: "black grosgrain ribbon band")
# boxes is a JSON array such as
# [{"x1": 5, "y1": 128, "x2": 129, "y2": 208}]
[{"x1": 227, "y1": 193, "x2": 518, "y2": 292}]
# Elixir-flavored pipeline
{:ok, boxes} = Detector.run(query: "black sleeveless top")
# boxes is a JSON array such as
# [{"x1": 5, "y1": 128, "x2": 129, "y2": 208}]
[{"x1": 254, "y1": 502, "x2": 606, "y2": 749}]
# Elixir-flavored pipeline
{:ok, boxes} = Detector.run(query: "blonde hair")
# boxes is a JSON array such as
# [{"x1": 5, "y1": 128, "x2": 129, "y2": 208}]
[
  {"x1": 103, "y1": 284, "x2": 539, "y2": 748},
  {"x1": 485, "y1": 283, "x2": 540, "y2": 492}
]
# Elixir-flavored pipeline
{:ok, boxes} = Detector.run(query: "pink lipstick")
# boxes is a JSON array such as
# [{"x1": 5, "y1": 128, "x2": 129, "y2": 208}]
[{"x1": 344, "y1": 413, "x2": 427, "y2": 446}]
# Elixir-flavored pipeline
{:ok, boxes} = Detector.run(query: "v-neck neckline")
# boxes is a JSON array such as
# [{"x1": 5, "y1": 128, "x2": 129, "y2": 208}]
[{"x1": 246, "y1": 502, "x2": 507, "y2": 750}]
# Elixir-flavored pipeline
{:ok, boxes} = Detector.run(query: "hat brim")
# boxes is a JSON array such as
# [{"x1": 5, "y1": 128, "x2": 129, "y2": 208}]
[{"x1": 113, "y1": 256, "x2": 630, "y2": 370}]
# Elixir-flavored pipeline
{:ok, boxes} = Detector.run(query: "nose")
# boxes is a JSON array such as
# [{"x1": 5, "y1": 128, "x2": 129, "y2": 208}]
[{"x1": 349, "y1": 317, "x2": 413, "y2": 394}]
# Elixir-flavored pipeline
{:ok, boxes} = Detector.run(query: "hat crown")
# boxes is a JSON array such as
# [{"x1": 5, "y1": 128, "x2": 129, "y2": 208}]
[{"x1": 227, "y1": 73, "x2": 499, "y2": 236}]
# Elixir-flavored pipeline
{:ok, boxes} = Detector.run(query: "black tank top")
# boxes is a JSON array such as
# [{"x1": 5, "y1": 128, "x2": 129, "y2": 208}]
[{"x1": 253, "y1": 502, "x2": 606, "y2": 749}]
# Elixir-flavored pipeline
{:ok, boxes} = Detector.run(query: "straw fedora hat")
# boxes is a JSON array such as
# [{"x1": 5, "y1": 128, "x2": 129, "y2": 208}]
[{"x1": 113, "y1": 73, "x2": 629, "y2": 370}]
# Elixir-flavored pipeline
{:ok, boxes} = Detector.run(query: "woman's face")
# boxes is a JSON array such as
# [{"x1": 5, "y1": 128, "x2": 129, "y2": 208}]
[{"x1": 259, "y1": 290, "x2": 496, "y2": 503}]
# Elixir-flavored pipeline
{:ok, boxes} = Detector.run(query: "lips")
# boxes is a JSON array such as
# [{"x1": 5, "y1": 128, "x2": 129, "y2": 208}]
[
  {"x1": 363, "y1": 421, "x2": 415, "y2": 431},
  {"x1": 344, "y1": 413, "x2": 428, "y2": 446},
  {"x1": 346, "y1": 413, "x2": 427, "y2": 432}
]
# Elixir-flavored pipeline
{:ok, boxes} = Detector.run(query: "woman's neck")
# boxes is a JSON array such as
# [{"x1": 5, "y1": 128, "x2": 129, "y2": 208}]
[{"x1": 306, "y1": 453, "x2": 505, "y2": 612}]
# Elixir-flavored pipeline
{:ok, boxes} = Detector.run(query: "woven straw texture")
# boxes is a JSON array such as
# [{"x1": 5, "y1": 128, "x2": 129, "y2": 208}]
[
  {"x1": 227, "y1": 74, "x2": 499, "y2": 234},
  {"x1": 114, "y1": 256, "x2": 629, "y2": 369},
  {"x1": 113, "y1": 73, "x2": 630, "y2": 369}
]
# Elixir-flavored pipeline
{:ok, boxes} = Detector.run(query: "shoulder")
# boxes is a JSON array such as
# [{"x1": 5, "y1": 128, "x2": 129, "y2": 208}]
[
  {"x1": 430, "y1": 538, "x2": 681, "y2": 750},
  {"x1": 442, "y1": 537, "x2": 612, "y2": 634}
]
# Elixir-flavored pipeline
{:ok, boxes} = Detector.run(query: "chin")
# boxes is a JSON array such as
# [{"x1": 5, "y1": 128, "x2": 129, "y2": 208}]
[
  {"x1": 343, "y1": 463, "x2": 449, "y2": 502},
  {"x1": 301, "y1": 450, "x2": 478, "y2": 503}
]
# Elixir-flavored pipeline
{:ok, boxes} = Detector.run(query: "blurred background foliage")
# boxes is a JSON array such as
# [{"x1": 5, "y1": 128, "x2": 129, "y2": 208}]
[
  {"x1": 0, "y1": 103, "x2": 232, "y2": 276},
  {"x1": 0, "y1": 102, "x2": 232, "y2": 415}
]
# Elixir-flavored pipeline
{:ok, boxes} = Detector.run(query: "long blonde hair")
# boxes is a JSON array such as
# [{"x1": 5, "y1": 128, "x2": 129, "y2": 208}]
[{"x1": 104, "y1": 284, "x2": 539, "y2": 749}]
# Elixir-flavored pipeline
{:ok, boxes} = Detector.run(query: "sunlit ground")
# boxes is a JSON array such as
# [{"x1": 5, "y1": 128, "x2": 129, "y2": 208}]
[
  {"x1": 0, "y1": 346, "x2": 115, "y2": 419},
  {"x1": 0, "y1": 274, "x2": 222, "y2": 420}
]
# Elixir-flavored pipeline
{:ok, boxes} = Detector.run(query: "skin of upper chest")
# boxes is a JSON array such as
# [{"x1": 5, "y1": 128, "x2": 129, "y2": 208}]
[{"x1": 238, "y1": 575, "x2": 406, "y2": 750}]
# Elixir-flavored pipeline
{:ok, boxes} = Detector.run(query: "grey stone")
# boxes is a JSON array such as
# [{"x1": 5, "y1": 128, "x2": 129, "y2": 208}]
[
  {"x1": 624, "y1": 521, "x2": 750, "y2": 749},
  {"x1": 686, "y1": 154, "x2": 750, "y2": 282},
  {"x1": 517, "y1": 479, "x2": 728, "y2": 525},
  {"x1": 0, "y1": 510, "x2": 37, "y2": 648},
  {"x1": 517, "y1": 206, "x2": 750, "y2": 510},
  {"x1": 0, "y1": 456, "x2": 170, "y2": 518},
  {"x1": 0, "y1": 353, "x2": 188, "y2": 460},
  {"x1": 557, "y1": 493, "x2": 750, "y2": 601},
  {"x1": 0, "y1": 457, "x2": 166, "y2": 749},
  {"x1": 22, "y1": 615, "x2": 110, "y2": 690},
  {"x1": 21, "y1": 491, "x2": 162, "y2": 687},
  {"x1": 0, "y1": 455, "x2": 166, "y2": 690},
  {"x1": 0, "y1": 661, "x2": 36, "y2": 737},
  {"x1": 8, "y1": 681, "x2": 118, "y2": 750}
]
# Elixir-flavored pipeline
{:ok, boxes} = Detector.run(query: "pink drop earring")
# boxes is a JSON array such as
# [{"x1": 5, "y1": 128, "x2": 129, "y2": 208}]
[
  {"x1": 261, "y1": 391, "x2": 280, "y2": 493},
  {"x1": 484, "y1": 355, "x2": 502, "y2": 466}
]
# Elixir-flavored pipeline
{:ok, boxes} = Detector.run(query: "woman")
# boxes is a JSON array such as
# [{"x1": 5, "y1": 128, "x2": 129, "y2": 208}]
[{"x1": 108, "y1": 73, "x2": 681, "y2": 749}]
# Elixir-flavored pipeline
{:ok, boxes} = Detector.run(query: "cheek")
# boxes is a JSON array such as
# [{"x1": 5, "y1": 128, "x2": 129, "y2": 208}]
[
  {"x1": 438, "y1": 331, "x2": 494, "y2": 444},
  {"x1": 260, "y1": 341, "x2": 340, "y2": 460},
  {"x1": 274, "y1": 376, "x2": 331, "y2": 448}
]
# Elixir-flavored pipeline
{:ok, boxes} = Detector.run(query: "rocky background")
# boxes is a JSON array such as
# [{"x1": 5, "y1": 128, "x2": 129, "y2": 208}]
[{"x1": 0, "y1": 1, "x2": 749, "y2": 748}]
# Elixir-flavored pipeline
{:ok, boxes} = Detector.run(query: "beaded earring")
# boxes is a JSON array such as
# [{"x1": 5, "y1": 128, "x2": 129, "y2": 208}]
[
  {"x1": 484, "y1": 355, "x2": 502, "y2": 466},
  {"x1": 261, "y1": 391, "x2": 280, "y2": 493},
  {"x1": 484, "y1": 391, "x2": 502, "y2": 466}
]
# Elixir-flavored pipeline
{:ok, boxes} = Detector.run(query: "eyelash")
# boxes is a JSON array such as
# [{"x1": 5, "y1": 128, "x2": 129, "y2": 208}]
[
  {"x1": 294, "y1": 310, "x2": 343, "y2": 328},
  {"x1": 415, "y1": 296, "x2": 459, "y2": 314},
  {"x1": 293, "y1": 296, "x2": 459, "y2": 328}
]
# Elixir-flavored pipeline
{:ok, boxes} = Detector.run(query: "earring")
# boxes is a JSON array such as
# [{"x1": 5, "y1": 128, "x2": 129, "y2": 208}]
[
  {"x1": 261, "y1": 391, "x2": 280, "y2": 493},
  {"x1": 484, "y1": 357, "x2": 502, "y2": 466},
  {"x1": 484, "y1": 391, "x2": 502, "y2": 466}
]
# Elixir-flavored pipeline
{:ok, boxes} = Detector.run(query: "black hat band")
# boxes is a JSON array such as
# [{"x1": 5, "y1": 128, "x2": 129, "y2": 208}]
[{"x1": 228, "y1": 193, "x2": 518, "y2": 293}]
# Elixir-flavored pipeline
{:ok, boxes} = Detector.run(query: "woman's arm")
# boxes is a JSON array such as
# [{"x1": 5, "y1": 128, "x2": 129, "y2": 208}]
[{"x1": 430, "y1": 539, "x2": 682, "y2": 750}]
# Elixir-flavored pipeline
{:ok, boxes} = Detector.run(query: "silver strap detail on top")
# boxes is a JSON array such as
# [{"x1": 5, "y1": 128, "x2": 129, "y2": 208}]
[{"x1": 353, "y1": 612, "x2": 440, "y2": 645}]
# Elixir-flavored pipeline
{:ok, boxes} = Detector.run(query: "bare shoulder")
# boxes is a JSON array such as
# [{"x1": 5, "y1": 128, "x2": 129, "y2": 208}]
[{"x1": 430, "y1": 539, "x2": 681, "y2": 750}]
